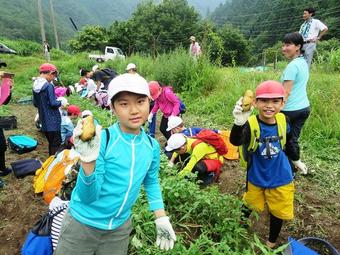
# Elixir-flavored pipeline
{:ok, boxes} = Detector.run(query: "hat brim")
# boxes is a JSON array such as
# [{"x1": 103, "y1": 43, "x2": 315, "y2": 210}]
[
  {"x1": 165, "y1": 145, "x2": 177, "y2": 151},
  {"x1": 256, "y1": 94, "x2": 284, "y2": 99}
]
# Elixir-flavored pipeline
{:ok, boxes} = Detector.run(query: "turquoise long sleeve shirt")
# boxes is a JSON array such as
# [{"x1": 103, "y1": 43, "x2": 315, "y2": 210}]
[{"x1": 69, "y1": 123, "x2": 164, "y2": 230}]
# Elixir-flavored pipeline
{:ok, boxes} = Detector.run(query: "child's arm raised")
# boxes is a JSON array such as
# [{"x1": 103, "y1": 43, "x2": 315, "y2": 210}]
[{"x1": 72, "y1": 120, "x2": 105, "y2": 203}]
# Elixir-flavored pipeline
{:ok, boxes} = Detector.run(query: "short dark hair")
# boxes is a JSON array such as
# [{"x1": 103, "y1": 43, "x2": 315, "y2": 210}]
[
  {"x1": 304, "y1": 7, "x2": 315, "y2": 16},
  {"x1": 283, "y1": 32, "x2": 304, "y2": 53},
  {"x1": 80, "y1": 68, "x2": 89, "y2": 77}
]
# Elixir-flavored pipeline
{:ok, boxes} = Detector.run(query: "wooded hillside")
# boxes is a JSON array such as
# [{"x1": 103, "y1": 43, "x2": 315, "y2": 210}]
[{"x1": 210, "y1": 0, "x2": 340, "y2": 51}]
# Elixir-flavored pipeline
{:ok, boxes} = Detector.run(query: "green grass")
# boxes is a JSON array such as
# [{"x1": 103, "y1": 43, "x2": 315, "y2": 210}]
[{"x1": 1, "y1": 44, "x2": 339, "y2": 253}]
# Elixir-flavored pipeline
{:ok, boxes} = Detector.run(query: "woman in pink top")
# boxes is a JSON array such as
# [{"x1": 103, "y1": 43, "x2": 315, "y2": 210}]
[{"x1": 148, "y1": 81, "x2": 181, "y2": 139}]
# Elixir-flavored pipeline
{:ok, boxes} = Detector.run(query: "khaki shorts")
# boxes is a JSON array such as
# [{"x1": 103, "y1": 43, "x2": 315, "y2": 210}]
[
  {"x1": 243, "y1": 182, "x2": 295, "y2": 220},
  {"x1": 54, "y1": 212, "x2": 132, "y2": 255}
]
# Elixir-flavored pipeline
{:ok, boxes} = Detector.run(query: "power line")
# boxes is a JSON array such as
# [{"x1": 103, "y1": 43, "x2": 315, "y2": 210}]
[
  {"x1": 210, "y1": 0, "x2": 332, "y2": 20},
  {"x1": 211, "y1": 5, "x2": 340, "y2": 25}
]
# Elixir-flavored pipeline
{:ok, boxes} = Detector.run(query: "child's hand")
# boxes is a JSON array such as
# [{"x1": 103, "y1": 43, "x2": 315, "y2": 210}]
[
  {"x1": 155, "y1": 216, "x2": 176, "y2": 251},
  {"x1": 57, "y1": 97, "x2": 68, "y2": 107},
  {"x1": 148, "y1": 113, "x2": 154, "y2": 123},
  {"x1": 73, "y1": 119, "x2": 102, "y2": 162},
  {"x1": 292, "y1": 160, "x2": 308, "y2": 175},
  {"x1": 233, "y1": 97, "x2": 253, "y2": 126}
]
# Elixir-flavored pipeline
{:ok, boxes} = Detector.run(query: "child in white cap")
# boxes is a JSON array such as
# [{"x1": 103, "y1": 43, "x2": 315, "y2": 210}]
[{"x1": 55, "y1": 73, "x2": 176, "y2": 254}]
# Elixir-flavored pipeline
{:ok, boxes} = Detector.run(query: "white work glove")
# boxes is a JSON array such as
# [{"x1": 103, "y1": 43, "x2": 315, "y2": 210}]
[
  {"x1": 148, "y1": 113, "x2": 154, "y2": 123},
  {"x1": 167, "y1": 161, "x2": 174, "y2": 168},
  {"x1": 292, "y1": 160, "x2": 308, "y2": 175},
  {"x1": 73, "y1": 119, "x2": 102, "y2": 163},
  {"x1": 57, "y1": 97, "x2": 68, "y2": 107},
  {"x1": 155, "y1": 216, "x2": 176, "y2": 251},
  {"x1": 232, "y1": 97, "x2": 253, "y2": 126}
]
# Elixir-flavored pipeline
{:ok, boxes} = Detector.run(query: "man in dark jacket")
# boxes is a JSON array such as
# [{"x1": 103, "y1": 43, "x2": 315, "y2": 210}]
[{"x1": 32, "y1": 63, "x2": 67, "y2": 155}]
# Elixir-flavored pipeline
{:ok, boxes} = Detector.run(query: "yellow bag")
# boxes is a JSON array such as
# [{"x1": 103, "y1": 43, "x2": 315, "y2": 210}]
[
  {"x1": 43, "y1": 150, "x2": 79, "y2": 204},
  {"x1": 33, "y1": 155, "x2": 55, "y2": 194},
  {"x1": 219, "y1": 130, "x2": 239, "y2": 160}
]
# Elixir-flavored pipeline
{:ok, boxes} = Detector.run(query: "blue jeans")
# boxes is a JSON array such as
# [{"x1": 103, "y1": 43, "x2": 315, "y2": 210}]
[
  {"x1": 148, "y1": 114, "x2": 157, "y2": 138},
  {"x1": 281, "y1": 107, "x2": 310, "y2": 159}
]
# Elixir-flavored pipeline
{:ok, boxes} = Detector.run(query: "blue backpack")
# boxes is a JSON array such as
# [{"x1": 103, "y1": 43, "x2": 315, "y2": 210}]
[
  {"x1": 21, "y1": 208, "x2": 65, "y2": 255},
  {"x1": 7, "y1": 135, "x2": 38, "y2": 154},
  {"x1": 179, "y1": 99, "x2": 186, "y2": 114}
]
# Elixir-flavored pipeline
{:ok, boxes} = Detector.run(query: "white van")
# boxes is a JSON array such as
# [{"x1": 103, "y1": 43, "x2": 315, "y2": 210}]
[{"x1": 89, "y1": 46, "x2": 125, "y2": 62}]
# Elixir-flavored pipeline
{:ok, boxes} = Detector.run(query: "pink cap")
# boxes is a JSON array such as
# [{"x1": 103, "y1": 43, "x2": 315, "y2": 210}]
[
  {"x1": 256, "y1": 80, "x2": 285, "y2": 99},
  {"x1": 39, "y1": 63, "x2": 57, "y2": 73},
  {"x1": 148, "y1": 81, "x2": 161, "y2": 100},
  {"x1": 67, "y1": 105, "x2": 81, "y2": 116}
]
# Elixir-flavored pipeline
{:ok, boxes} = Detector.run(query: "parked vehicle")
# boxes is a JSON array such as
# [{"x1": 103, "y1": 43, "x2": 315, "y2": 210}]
[
  {"x1": 89, "y1": 46, "x2": 125, "y2": 62},
  {"x1": 0, "y1": 43, "x2": 16, "y2": 54}
]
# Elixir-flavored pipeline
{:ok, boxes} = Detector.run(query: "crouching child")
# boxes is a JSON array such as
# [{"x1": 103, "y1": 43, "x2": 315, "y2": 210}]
[
  {"x1": 230, "y1": 80, "x2": 300, "y2": 248},
  {"x1": 55, "y1": 73, "x2": 176, "y2": 254},
  {"x1": 165, "y1": 133, "x2": 224, "y2": 186}
]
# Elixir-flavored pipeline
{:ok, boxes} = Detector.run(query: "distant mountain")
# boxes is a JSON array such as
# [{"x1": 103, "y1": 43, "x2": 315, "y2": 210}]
[
  {"x1": 187, "y1": 0, "x2": 225, "y2": 17},
  {"x1": 0, "y1": 0, "x2": 139, "y2": 46},
  {"x1": 0, "y1": 0, "x2": 224, "y2": 46}
]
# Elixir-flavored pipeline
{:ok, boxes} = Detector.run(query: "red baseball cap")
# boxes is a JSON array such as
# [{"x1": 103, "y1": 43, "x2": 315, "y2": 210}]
[
  {"x1": 67, "y1": 105, "x2": 81, "y2": 116},
  {"x1": 148, "y1": 81, "x2": 161, "y2": 100},
  {"x1": 256, "y1": 80, "x2": 285, "y2": 99},
  {"x1": 39, "y1": 63, "x2": 58, "y2": 73}
]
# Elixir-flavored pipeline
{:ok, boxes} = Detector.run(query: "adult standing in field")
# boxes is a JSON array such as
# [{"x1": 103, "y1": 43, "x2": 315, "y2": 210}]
[
  {"x1": 32, "y1": 63, "x2": 68, "y2": 155},
  {"x1": 189, "y1": 36, "x2": 201, "y2": 59},
  {"x1": 281, "y1": 32, "x2": 309, "y2": 175},
  {"x1": 299, "y1": 7, "x2": 328, "y2": 67},
  {"x1": 43, "y1": 41, "x2": 51, "y2": 62}
]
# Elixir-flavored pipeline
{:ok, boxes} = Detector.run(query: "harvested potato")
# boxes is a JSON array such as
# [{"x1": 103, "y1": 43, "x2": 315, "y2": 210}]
[
  {"x1": 80, "y1": 115, "x2": 96, "y2": 142},
  {"x1": 242, "y1": 90, "x2": 254, "y2": 111}
]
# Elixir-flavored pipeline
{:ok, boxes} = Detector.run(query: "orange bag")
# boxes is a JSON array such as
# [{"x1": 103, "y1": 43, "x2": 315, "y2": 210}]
[
  {"x1": 219, "y1": 130, "x2": 239, "y2": 160},
  {"x1": 43, "y1": 150, "x2": 79, "y2": 204}
]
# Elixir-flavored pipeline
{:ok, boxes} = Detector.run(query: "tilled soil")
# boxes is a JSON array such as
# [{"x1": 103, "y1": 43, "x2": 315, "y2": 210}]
[{"x1": 0, "y1": 104, "x2": 339, "y2": 254}]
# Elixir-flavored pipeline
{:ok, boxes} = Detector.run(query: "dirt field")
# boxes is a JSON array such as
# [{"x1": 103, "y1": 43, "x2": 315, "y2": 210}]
[{"x1": 0, "y1": 104, "x2": 339, "y2": 254}]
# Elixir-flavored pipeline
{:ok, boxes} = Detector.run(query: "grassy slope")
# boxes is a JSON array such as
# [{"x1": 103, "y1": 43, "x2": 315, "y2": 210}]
[
  {"x1": 1, "y1": 52, "x2": 339, "y2": 251},
  {"x1": 2, "y1": 51, "x2": 339, "y2": 202}
]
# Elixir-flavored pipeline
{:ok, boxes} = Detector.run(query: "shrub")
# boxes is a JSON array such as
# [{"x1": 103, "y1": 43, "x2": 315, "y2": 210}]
[{"x1": 0, "y1": 38, "x2": 41, "y2": 56}]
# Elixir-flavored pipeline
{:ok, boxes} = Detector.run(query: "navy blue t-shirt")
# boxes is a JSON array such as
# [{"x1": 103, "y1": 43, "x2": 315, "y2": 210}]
[{"x1": 248, "y1": 121, "x2": 293, "y2": 188}]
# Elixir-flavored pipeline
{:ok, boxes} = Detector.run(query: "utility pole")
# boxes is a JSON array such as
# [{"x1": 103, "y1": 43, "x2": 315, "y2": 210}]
[
  {"x1": 49, "y1": 0, "x2": 60, "y2": 49},
  {"x1": 37, "y1": 0, "x2": 46, "y2": 43}
]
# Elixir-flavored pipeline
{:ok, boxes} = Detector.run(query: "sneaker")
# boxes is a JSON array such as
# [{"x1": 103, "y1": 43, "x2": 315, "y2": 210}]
[{"x1": 0, "y1": 167, "x2": 12, "y2": 177}]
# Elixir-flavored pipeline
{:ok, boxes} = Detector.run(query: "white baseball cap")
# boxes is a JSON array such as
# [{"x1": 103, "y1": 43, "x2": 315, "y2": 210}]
[
  {"x1": 107, "y1": 73, "x2": 150, "y2": 100},
  {"x1": 166, "y1": 116, "x2": 183, "y2": 131},
  {"x1": 81, "y1": 110, "x2": 93, "y2": 118},
  {"x1": 126, "y1": 63, "x2": 136, "y2": 71},
  {"x1": 165, "y1": 133, "x2": 187, "y2": 151},
  {"x1": 92, "y1": 65, "x2": 99, "y2": 72}
]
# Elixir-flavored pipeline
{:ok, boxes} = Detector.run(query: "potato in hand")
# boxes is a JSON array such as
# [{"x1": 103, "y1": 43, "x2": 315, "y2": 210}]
[
  {"x1": 80, "y1": 115, "x2": 96, "y2": 142},
  {"x1": 242, "y1": 90, "x2": 254, "y2": 111}
]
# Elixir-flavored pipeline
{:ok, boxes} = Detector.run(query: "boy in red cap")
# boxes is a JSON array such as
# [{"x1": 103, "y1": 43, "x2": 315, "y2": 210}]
[
  {"x1": 33, "y1": 63, "x2": 68, "y2": 155},
  {"x1": 230, "y1": 80, "x2": 300, "y2": 248}
]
